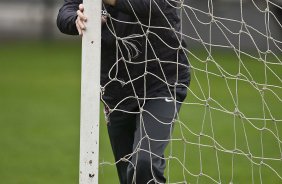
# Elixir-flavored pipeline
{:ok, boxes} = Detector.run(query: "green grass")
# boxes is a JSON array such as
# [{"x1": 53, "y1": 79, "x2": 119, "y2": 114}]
[
  {"x1": 166, "y1": 48, "x2": 282, "y2": 183},
  {"x1": 0, "y1": 41, "x2": 281, "y2": 183}
]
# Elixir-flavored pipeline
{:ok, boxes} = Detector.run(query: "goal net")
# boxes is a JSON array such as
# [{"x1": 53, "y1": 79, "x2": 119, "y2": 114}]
[{"x1": 87, "y1": 0, "x2": 282, "y2": 183}]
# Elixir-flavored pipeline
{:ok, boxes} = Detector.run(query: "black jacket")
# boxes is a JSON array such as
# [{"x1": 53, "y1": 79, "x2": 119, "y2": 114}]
[{"x1": 57, "y1": 0, "x2": 190, "y2": 108}]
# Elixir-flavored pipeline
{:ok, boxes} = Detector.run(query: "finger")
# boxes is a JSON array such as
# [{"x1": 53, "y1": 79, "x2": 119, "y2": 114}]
[
  {"x1": 76, "y1": 19, "x2": 82, "y2": 35},
  {"x1": 77, "y1": 10, "x2": 87, "y2": 22},
  {"x1": 79, "y1": 4, "x2": 84, "y2": 12},
  {"x1": 77, "y1": 19, "x2": 86, "y2": 30},
  {"x1": 101, "y1": 16, "x2": 107, "y2": 24}
]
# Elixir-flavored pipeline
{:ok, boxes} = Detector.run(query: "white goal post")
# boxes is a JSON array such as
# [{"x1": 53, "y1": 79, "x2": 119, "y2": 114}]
[{"x1": 79, "y1": 0, "x2": 101, "y2": 184}]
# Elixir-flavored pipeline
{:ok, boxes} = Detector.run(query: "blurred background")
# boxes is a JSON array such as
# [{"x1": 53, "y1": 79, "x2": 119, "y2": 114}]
[
  {"x1": 0, "y1": 0, "x2": 281, "y2": 184},
  {"x1": 0, "y1": 0, "x2": 281, "y2": 44}
]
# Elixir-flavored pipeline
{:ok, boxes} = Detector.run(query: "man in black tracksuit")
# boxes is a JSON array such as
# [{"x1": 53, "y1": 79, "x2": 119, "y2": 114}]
[{"x1": 57, "y1": 0, "x2": 190, "y2": 183}]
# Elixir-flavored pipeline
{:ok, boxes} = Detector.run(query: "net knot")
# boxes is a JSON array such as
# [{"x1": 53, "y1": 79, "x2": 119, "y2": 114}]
[
  {"x1": 120, "y1": 157, "x2": 127, "y2": 162},
  {"x1": 100, "y1": 86, "x2": 105, "y2": 95},
  {"x1": 178, "y1": 45, "x2": 183, "y2": 50},
  {"x1": 180, "y1": 0, "x2": 184, "y2": 8},
  {"x1": 234, "y1": 107, "x2": 241, "y2": 117},
  {"x1": 241, "y1": 20, "x2": 246, "y2": 25},
  {"x1": 205, "y1": 100, "x2": 210, "y2": 107},
  {"x1": 209, "y1": 13, "x2": 215, "y2": 23},
  {"x1": 119, "y1": 79, "x2": 126, "y2": 87},
  {"x1": 258, "y1": 58, "x2": 264, "y2": 62},
  {"x1": 206, "y1": 56, "x2": 212, "y2": 62},
  {"x1": 146, "y1": 29, "x2": 150, "y2": 36}
]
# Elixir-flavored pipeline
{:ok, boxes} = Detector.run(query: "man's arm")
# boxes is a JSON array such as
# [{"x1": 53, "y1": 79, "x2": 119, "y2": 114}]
[
  {"x1": 103, "y1": 0, "x2": 167, "y2": 18},
  {"x1": 57, "y1": 0, "x2": 82, "y2": 35}
]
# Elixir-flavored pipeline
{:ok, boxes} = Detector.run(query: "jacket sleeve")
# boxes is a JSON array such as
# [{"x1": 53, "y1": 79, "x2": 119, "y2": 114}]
[
  {"x1": 115, "y1": 0, "x2": 166, "y2": 18},
  {"x1": 57, "y1": 0, "x2": 82, "y2": 35}
]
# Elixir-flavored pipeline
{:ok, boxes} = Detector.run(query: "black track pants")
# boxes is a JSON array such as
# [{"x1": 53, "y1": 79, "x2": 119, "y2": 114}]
[{"x1": 106, "y1": 87, "x2": 187, "y2": 184}]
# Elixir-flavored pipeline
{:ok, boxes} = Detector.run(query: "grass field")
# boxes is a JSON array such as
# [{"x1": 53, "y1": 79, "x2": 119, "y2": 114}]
[{"x1": 0, "y1": 41, "x2": 281, "y2": 184}]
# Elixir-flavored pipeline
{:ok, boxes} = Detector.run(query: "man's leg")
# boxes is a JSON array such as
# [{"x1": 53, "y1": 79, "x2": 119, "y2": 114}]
[
  {"x1": 107, "y1": 110, "x2": 137, "y2": 184},
  {"x1": 127, "y1": 97, "x2": 182, "y2": 184}
]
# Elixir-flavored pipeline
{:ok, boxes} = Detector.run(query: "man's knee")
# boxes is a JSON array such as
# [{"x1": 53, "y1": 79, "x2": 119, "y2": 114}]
[
  {"x1": 127, "y1": 151, "x2": 166, "y2": 183},
  {"x1": 127, "y1": 154, "x2": 150, "y2": 181}
]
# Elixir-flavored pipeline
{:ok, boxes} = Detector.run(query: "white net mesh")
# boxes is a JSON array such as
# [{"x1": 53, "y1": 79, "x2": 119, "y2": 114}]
[{"x1": 99, "y1": 0, "x2": 282, "y2": 183}]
